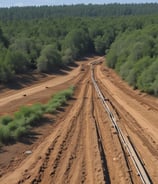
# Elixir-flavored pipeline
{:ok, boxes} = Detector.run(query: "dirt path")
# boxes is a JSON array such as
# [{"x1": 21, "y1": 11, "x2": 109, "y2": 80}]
[
  {"x1": 0, "y1": 56, "x2": 157, "y2": 184},
  {"x1": 0, "y1": 63, "x2": 80, "y2": 113},
  {"x1": 0, "y1": 57, "x2": 97, "y2": 115},
  {"x1": 0, "y1": 59, "x2": 106, "y2": 184},
  {"x1": 95, "y1": 61, "x2": 158, "y2": 183}
]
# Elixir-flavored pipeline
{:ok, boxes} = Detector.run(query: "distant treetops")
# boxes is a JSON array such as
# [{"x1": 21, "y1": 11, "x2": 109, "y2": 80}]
[{"x1": 0, "y1": 4, "x2": 158, "y2": 95}]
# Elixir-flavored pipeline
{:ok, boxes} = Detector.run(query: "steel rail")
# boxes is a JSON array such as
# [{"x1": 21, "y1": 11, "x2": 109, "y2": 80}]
[{"x1": 91, "y1": 63, "x2": 152, "y2": 184}]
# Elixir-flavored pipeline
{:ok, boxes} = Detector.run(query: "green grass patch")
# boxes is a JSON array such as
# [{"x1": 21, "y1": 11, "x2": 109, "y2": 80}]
[
  {"x1": 45, "y1": 86, "x2": 74, "y2": 113},
  {"x1": 0, "y1": 86, "x2": 74, "y2": 144}
]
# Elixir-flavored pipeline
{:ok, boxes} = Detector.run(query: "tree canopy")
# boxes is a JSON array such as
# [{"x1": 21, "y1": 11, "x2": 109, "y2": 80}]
[
  {"x1": 0, "y1": 4, "x2": 158, "y2": 21},
  {"x1": 106, "y1": 25, "x2": 158, "y2": 95},
  {"x1": 0, "y1": 4, "x2": 158, "y2": 96}
]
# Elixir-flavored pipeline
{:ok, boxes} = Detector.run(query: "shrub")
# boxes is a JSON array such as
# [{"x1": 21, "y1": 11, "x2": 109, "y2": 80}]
[
  {"x1": 12, "y1": 126, "x2": 28, "y2": 140},
  {"x1": 152, "y1": 75, "x2": 158, "y2": 96},
  {"x1": 45, "y1": 86, "x2": 74, "y2": 113},
  {"x1": 0, "y1": 115, "x2": 12, "y2": 125},
  {"x1": 0, "y1": 125, "x2": 12, "y2": 143},
  {"x1": 37, "y1": 45, "x2": 62, "y2": 72},
  {"x1": 0, "y1": 86, "x2": 74, "y2": 144}
]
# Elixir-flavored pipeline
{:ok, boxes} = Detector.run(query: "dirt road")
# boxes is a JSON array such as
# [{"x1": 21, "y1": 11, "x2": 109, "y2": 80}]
[{"x1": 0, "y1": 56, "x2": 157, "y2": 183}]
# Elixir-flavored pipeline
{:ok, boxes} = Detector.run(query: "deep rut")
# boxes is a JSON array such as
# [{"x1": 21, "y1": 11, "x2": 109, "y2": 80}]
[
  {"x1": 1, "y1": 57, "x2": 157, "y2": 184},
  {"x1": 95, "y1": 63, "x2": 158, "y2": 183}
]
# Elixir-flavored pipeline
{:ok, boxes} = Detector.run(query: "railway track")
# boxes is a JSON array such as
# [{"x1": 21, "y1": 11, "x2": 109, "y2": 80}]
[{"x1": 91, "y1": 62, "x2": 152, "y2": 184}]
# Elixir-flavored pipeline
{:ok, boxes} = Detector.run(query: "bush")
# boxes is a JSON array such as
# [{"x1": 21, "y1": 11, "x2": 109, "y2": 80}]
[
  {"x1": 126, "y1": 56, "x2": 152, "y2": 87},
  {"x1": 152, "y1": 75, "x2": 158, "y2": 96},
  {"x1": 14, "y1": 103, "x2": 44, "y2": 127},
  {"x1": 12, "y1": 126, "x2": 28, "y2": 140},
  {"x1": 0, "y1": 125, "x2": 12, "y2": 143},
  {"x1": 37, "y1": 45, "x2": 62, "y2": 72},
  {"x1": 0, "y1": 115, "x2": 13, "y2": 125},
  {"x1": 0, "y1": 86, "x2": 74, "y2": 144},
  {"x1": 62, "y1": 48, "x2": 74, "y2": 65},
  {"x1": 137, "y1": 59, "x2": 158, "y2": 94},
  {"x1": 106, "y1": 25, "x2": 158, "y2": 94},
  {"x1": 45, "y1": 86, "x2": 74, "y2": 113}
]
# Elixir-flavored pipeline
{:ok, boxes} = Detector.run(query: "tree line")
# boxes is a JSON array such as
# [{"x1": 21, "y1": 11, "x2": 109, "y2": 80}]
[
  {"x1": 0, "y1": 4, "x2": 158, "y2": 21},
  {"x1": 0, "y1": 5, "x2": 158, "y2": 95},
  {"x1": 107, "y1": 25, "x2": 158, "y2": 95},
  {"x1": 0, "y1": 16, "x2": 125, "y2": 82}
]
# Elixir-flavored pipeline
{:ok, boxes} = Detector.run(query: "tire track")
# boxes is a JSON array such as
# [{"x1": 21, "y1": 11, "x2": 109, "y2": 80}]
[
  {"x1": 101, "y1": 66, "x2": 158, "y2": 112},
  {"x1": 91, "y1": 86, "x2": 111, "y2": 184},
  {"x1": 0, "y1": 63, "x2": 91, "y2": 184},
  {"x1": 98, "y1": 79, "x2": 158, "y2": 158},
  {"x1": 95, "y1": 63, "x2": 157, "y2": 183},
  {"x1": 27, "y1": 73, "x2": 91, "y2": 184},
  {"x1": 92, "y1": 84, "x2": 136, "y2": 184},
  {"x1": 35, "y1": 67, "x2": 105, "y2": 184},
  {"x1": 82, "y1": 83, "x2": 105, "y2": 184},
  {"x1": 1, "y1": 56, "x2": 150, "y2": 184}
]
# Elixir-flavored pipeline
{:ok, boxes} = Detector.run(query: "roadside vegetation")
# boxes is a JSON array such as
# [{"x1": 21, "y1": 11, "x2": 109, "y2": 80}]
[
  {"x1": 0, "y1": 86, "x2": 74, "y2": 144},
  {"x1": 106, "y1": 25, "x2": 158, "y2": 95}
]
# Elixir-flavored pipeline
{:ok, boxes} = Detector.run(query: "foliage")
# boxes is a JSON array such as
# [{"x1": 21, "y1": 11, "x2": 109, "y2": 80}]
[
  {"x1": 0, "y1": 86, "x2": 74, "y2": 144},
  {"x1": 62, "y1": 48, "x2": 74, "y2": 65},
  {"x1": 5, "y1": 50, "x2": 29, "y2": 73},
  {"x1": 37, "y1": 44, "x2": 62, "y2": 72},
  {"x1": 137, "y1": 59, "x2": 158, "y2": 94},
  {"x1": 0, "y1": 4, "x2": 158, "y2": 92},
  {"x1": 45, "y1": 86, "x2": 74, "y2": 113},
  {"x1": 9, "y1": 38, "x2": 41, "y2": 68},
  {"x1": 0, "y1": 4, "x2": 158, "y2": 21},
  {"x1": 0, "y1": 49, "x2": 15, "y2": 82},
  {"x1": 62, "y1": 28, "x2": 92, "y2": 59},
  {"x1": 107, "y1": 25, "x2": 158, "y2": 95}
]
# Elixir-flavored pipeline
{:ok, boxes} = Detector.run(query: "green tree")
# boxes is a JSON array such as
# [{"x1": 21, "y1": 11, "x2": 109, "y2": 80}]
[
  {"x1": 0, "y1": 27, "x2": 9, "y2": 48},
  {"x1": 137, "y1": 59, "x2": 158, "y2": 93},
  {"x1": 5, "y1": 50, "x2": 29, "y2": 73},
  {"x1": 152, "y1": 75, "x2": 158, "y2": 96},
  {"x1": 62, "y1": 28, "x2": 92, "y2": 59},
  {"x1": 62, "y1": 48, "x2": 74, "y2": 65},
  {"x1": 37, "y1": 45, "x2": 62, "y2": 72},
  {"x1": 9, "y1": 38, "x2": 41, "y2": 68},
  {"x1": 0, "y1": 58, "x2": 15, "y2": 83},
  {"x1": 94, "y1": 36, "x2": 106, "y2": 55},
  {"x1": 127, "y1": 56, "x2": 152, "y2": 88}
]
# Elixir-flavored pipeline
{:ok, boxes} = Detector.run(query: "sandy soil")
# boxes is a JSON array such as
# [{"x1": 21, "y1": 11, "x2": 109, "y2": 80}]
[
  {"x1": 0, "y1": 56, "x2": 157, "y2": 184},
  {"x1": 95, "y1": 60, "x2": 158, "y2": 183}
]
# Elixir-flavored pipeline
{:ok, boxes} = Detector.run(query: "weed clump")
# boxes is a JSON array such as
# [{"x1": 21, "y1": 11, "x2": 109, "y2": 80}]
[{"x1": 0, "y1": 86, "x2": 74, "y2": 144}]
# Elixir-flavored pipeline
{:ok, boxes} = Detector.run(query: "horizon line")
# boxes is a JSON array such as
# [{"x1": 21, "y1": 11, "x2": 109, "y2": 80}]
[{"x1": 0, "y1": 2, "x2": 158, "y2": 8}]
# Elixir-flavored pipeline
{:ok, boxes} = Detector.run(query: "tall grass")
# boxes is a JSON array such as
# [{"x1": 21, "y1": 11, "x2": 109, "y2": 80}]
[
  {"x1": 0, "y1": 86, "x2": 74, "y2": 144},
  {"x1": 45, "y1": 86, "x2": 74, "y2": 113},
  {"x1": 0, "y1": 116, "x2": 13, "y2": 125},
  {"x1": 0, "y1": 125, "x2": 12, "y2": 143}
]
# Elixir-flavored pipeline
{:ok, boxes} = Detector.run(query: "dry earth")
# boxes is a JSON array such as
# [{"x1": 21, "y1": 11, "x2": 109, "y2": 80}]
[{"x1": 0, "y1": 56, "x2": 157, "y2": 184}]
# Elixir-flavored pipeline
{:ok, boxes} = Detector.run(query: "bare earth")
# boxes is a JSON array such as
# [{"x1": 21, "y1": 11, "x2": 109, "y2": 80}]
[{"x1": 0, "y1": 56, "x2": 157, "y2": 184}]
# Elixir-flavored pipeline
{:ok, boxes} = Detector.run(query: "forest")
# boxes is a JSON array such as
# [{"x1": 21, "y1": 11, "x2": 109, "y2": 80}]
[
  {"x1": 0, "y1": 4, "x2": 158, "y2": 95},
  {"x1": 0, "y1": 4, "x2": 158, "y2": 20}
]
